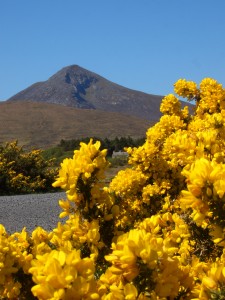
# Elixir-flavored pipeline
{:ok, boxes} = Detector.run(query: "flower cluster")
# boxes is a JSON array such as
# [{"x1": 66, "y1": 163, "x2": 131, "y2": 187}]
[
  {"x1": 30, "y1": 249, "x2": 98, "y2": 299},
  {"x1": 174, "y1": 78, "x2": 198, "y2": 100},
  {"x1": 53, "y1": 139, "x2": 110, "y2": 218}
]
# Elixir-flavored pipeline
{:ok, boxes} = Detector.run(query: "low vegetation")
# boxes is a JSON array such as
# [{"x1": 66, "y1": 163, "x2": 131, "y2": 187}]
[{"x1": 0, "y1": 141, "x2": 57, "y2": 195}]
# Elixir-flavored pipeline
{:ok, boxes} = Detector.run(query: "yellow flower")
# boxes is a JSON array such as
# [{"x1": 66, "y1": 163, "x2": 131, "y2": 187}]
[
  {"x1": 174, "y1": 78, "x2": 198, "y2": 100},
  {"x1": 29, "y1": 249, "x2": 98, "y2": 299},
  {"x1": 160, "y1": 94, "x2": 181, "y2": 116},
  {"x1": 109, "y1": 169, "x2": 147, "y2": 197},
  {"x1": 124, "y1": 283, "x2": 138, "y2": 299}
]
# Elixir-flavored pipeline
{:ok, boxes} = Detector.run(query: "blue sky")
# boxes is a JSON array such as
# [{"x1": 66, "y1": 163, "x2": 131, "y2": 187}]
[{"x1": 1, "y1": 0, "x2": 225, "y2": 101}]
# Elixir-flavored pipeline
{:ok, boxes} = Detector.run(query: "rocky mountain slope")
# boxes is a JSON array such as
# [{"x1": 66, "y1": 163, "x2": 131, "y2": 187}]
[{"x1": 7, "y1": 65, "x2": 164, "y2": 121}]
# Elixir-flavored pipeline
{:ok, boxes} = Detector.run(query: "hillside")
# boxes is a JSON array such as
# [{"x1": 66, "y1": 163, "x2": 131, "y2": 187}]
[
  {"x1": 7, "y1": 65, "x2": 164, "y2": 121},
  {"x1": 0, "y1": 101, "x2": 152, "y2": 149}
]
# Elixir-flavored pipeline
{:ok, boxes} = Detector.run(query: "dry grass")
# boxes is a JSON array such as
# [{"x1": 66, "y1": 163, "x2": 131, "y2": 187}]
[{"x1": 0, "y1": 101, "x2": 153, "y2": 149}]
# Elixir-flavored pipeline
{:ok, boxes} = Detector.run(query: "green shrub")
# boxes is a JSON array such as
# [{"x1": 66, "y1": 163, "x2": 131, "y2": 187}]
[{"x1": 0, "y1": 141, "x2": 58, "y2": 195}]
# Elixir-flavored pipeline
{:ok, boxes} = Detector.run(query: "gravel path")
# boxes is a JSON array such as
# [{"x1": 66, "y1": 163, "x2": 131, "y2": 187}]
[{"x1": 0, "y1": 192, "x2": 67, "y2": 234}]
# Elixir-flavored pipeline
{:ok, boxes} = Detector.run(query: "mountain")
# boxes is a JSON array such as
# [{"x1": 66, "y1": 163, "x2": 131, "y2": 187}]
[
  {"x1": 0, "y1": 101, "x2": 152, "y2": 149},
  {"x1": 2, "y1": 65, "x2": 194, "y2": 149},
  {"x1": 7, "y1": 65, "x2": 164, "y2": 121}
]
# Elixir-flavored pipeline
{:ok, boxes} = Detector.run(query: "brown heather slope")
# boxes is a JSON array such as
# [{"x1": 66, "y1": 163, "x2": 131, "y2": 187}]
[{"x1": 0, "y1": 101, "x2": 153, "y2": 149}]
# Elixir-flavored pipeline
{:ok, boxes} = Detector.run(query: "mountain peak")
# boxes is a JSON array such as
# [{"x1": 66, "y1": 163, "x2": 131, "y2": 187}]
[
  {"x1": 7, "y1": 65, "x2": 164, "y2": 120},
  {"x1": 50, "y1": 65, "x2": 101, "y2": 81}
]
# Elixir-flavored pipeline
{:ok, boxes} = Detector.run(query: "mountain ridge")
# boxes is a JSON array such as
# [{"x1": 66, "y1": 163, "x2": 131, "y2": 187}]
[{"x1": 7, "y1": 65, "x2": 164, "y2": 121}]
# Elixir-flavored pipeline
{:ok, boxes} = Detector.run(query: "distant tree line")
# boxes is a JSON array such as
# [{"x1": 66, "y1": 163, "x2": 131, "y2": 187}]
[{"x1": 58, "y1": 136, "x2": 145, "y2": 156}]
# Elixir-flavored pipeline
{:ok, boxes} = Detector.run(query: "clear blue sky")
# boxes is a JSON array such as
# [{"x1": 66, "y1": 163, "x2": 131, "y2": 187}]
[{"x1": 1, "y1": 0, "x2": 225, "y2": 101}]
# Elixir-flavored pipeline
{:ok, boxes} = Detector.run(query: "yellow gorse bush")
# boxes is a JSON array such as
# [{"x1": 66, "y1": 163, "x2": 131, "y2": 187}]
[
  {"x1": 0, "y1": 141, "x2": 57, "y2": 195},
  {"x1": 1, "y1": 77, "x2": 225, "y2": 298}
]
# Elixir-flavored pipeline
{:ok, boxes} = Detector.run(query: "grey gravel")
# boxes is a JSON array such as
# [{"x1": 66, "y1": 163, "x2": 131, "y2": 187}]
[{"x1": 0, "y1": 192, "x2": 67, "y2": 234}]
